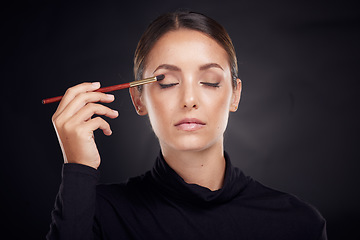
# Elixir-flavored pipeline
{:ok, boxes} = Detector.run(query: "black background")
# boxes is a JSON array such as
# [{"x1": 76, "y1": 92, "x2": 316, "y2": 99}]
[{"x1": 1, "y1": 0, "x2": 359, "y2": 239}]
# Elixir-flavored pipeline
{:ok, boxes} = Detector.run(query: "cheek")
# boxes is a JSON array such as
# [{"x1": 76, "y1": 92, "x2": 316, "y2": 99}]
[
  {"x1": 143, "y1": 89, "x2": 173, "y2": 129},
  {"x1": 204, "y1": 87, "x2": 232, "y2": 108},
  {"x1": 207, "y1": 90, "x2": 232, "y2": 126},
  {"x1": 214, "y1": 101, "x2": 230, "y2": 123}
]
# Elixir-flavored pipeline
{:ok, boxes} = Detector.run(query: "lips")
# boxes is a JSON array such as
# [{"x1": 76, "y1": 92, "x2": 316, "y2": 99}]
[{"x1": 174, "y1": 118, "x2": 206, "y2": 131}]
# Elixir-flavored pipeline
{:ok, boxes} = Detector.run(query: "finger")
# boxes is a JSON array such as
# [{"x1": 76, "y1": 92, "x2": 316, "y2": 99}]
[
  {"x1": 57, "y1": 92, "x2": 115, "y2": 121},
  {"x1": 53, "y1": 82, "x2": 101, "y2": 119},
  {"x1": 72, "y1": 103, "x2": 119, "y2": 123},
  {"x1": 85, "y1": 116, "x2": 113, "y2": 136}
]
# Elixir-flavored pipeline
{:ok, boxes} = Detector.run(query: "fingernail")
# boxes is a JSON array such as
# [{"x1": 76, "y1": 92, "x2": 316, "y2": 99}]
[
  {"x1": 92, "y1": 82, "x2": 100, "y2": 88},
  {"x1": 106, "y1": 94, "x2": 114, "y2": 99}
]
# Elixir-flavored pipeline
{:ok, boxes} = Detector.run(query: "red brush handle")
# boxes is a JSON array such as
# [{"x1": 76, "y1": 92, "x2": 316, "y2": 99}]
[{"x1": 42, "y1": 82, "x2": 130, "y2": 104}]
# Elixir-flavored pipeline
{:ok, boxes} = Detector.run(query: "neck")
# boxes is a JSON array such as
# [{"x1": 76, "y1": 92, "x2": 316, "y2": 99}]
[{"x1": 161, "y1": 141, "x2": 226, "y2": 191}]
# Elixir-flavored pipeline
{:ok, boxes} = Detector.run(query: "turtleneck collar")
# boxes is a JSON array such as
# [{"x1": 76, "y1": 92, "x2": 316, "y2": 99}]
[{"x1": 151, "y1": 151, "x2": 249, "y2": 206}]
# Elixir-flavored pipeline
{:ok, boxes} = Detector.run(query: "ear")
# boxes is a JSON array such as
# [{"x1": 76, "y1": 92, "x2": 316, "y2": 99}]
[
  {"x1": 229, "y1": 78, "x2": 242, "y2": 112},
  {"x1": 129, "y1": 87, "x2": 148, "y2": 116}
]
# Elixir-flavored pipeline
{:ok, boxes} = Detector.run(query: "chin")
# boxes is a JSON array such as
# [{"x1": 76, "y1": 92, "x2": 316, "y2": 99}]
[{"x1": 162, "y1": 135, "x2": 222, "y2": 153}]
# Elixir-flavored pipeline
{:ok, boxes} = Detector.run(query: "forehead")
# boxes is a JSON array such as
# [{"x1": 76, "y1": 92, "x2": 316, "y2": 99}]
[{"x1": 145, "y1": 29, "x2": 230, "y2": 72}]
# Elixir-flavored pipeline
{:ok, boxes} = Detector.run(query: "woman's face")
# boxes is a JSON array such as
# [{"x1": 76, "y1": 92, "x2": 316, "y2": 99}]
[{"x1": 130, "y1": 29, "x2": 241, "y2": 153}]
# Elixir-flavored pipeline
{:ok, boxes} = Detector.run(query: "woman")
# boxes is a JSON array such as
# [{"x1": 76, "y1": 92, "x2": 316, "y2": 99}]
[{"x1": 47, "y1": 11, "x2": 327, "y2": 239}]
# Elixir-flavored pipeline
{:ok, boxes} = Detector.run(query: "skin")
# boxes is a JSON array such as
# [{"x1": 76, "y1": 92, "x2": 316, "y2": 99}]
[
  {"x1": 131, "y1": 29, "x2": 241, "y2": 190},
  {"x1": 52, "y1": 84, "x2": 118, "y2": 169},
  {"x1": 52, "y1": 28, "x2": 241, "y2": 191}
]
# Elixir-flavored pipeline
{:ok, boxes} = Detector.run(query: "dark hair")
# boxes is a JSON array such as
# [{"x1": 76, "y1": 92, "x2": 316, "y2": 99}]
[{"x1": 134, "y1": 10, "x2": 238, "y2": 90}]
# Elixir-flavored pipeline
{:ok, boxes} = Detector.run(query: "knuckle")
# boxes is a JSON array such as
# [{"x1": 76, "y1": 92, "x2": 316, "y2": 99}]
[
  {"x1": 87, "y1": 102, "x2": 107, "y2": 112},
  {"x1": 74, "y1": 126, "x2": 86, "y2": 138},
  {"x1": 83, "y1": 102, "x2": 98, "y2": 112},
  {"x1": 65, "y1": 86, "x2": 75, "y2": 96},
  {"x1": 62, "y1": 120, "x2": 73, "y2": 132},
  {"x1": 94, "y1": 116, "x2": 108, "y2": 126},
  {"x1": 65, "y1": 83, "x2": 91, "y2": 98},
  {"x1": 51, "y1": 114, "x2": 57, "y2": 123},
  {"x1": 77, "y1": 92, "x2": 88, "y2": 99},
  {"x1": 86, "y1": 102, "x2": 96, "y2": 108},
  {"x1": 52, "y1": 115, "x2": 63, "y2": 127},
  {"x1": 79, "y1": 92, "x2": 99, "y2": 103},
  {"x1": 92, "y1": 116, "x2": 103, "y2": 122}
]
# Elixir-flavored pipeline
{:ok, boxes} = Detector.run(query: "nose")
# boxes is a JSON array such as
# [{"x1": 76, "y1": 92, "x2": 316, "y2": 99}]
[{"x1": 181, "y1": 83, "x2": 199, "y2": 110}]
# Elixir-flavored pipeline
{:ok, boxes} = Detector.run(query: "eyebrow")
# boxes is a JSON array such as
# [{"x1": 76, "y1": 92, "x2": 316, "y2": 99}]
[
  {"x1": 153, "y1": 63, "x2": 224, "y2": 74},
  {"x1": 153, "y1": 64, "x2": 181, "y2": 74},
  {"x1": 199, "y1": 63, "x2": 224, "y2": 71}
]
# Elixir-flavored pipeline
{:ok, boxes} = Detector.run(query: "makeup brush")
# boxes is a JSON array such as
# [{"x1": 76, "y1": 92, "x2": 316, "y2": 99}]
[{"x1": 42, "y1": 74, "x2": 165, "y2": 104}]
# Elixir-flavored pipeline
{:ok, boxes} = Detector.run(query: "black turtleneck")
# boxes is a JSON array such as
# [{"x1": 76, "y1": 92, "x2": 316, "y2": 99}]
[{"x1": 47, "y1": 152, "x2": 327, "y2": 239}]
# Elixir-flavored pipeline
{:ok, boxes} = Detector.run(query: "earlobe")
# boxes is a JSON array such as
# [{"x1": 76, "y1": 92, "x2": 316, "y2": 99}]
[
  {"x1": 230, "y1": 78, "x2": 242, "y2": 112},
  {"x1": 129, "y1": 87, "x2": 148, "y2": 116}
]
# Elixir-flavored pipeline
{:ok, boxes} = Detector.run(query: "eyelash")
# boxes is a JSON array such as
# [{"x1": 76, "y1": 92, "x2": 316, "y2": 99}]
[
  {"x1": 201, "y1": 82, "x2": 220, "y2": 88},
  {"x1": 159, "y1": 83, "x2": 179, "y2": 89},
  {"x1": 158, "y1": 82, "x2": 220, "y2": 89}
]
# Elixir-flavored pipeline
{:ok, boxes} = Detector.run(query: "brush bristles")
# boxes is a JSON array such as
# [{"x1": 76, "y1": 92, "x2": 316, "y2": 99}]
[{"x1": 156, "y1": 74, "x2": 165, "y2": 81}]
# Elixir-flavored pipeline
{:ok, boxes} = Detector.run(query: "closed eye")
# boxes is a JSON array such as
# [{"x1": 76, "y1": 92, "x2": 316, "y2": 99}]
[
  {"x1": 201, "y1": 82, "x2": 220, "y2": 88},
  {"x1": 159, "y1": 83, "x2": 179, "y2": 89}
]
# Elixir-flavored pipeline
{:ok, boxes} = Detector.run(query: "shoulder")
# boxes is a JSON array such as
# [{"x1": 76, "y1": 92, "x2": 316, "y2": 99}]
[
  {"x1": 242, "y1": 177, "x2": 325, "y2": 228},
  {"x1": 96, "y1": 171, "x2": 153, "y2": 203}
]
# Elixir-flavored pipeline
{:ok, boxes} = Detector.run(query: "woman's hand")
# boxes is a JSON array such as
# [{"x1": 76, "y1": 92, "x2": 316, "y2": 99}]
[{"x1": 51, "y1": 82, "x2": 119, "y2": 169}]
